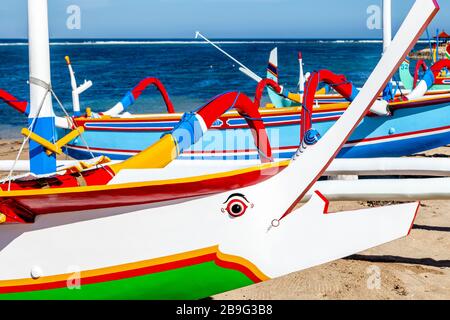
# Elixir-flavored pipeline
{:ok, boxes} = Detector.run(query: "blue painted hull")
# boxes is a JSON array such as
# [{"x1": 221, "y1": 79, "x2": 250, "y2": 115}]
[{"x1": 61, "y1": 101, "x2": 450, "y2": 161}]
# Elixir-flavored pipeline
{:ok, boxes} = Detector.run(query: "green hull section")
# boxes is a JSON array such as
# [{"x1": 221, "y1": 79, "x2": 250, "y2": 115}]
[
  {"x1": 0, "y1": 261, "x2": 254, "y2": 300},
  {"x1": 399, "y1": 60, "x2": 450, "y2": 91}
]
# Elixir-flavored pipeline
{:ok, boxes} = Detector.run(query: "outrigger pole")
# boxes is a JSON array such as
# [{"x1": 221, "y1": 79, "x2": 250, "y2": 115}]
[{"x1": 27, "y1": 0, "x2": 56, "y2": 174}]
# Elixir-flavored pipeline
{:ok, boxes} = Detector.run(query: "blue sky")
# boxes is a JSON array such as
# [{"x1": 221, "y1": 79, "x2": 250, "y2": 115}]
[{"x1": 0, "y1": 0, "x2": 449, "y2": 39}]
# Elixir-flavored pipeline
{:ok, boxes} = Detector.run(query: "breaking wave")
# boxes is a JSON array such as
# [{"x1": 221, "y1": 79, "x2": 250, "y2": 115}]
[{"x1": 0, "y1": 39, "x2": 431, "y2": 46}]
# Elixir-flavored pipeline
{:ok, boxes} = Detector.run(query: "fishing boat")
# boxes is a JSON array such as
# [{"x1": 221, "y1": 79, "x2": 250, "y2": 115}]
[
  {"x1": 1, "y1": 3, "x2": 450, "y2": 163},
  {"x1": 265, "y1": 47, "x2": 450, "y2": 107},
  {"x1": 399, "y1": 46, "x2": 450, "y2": 91},
  {"x1": 3, "y1": 61, "x2": 450, "y2": 161},
  {"x1": 0, "y1": 0, "x2": 440, "y2": 299},
  {"x1": 56, "y1": 59, "x2": 450, "y2": 161}
]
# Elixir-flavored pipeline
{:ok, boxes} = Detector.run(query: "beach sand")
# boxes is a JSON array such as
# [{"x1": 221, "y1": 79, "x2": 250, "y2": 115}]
[
  {"x1": 0, "y1": 140, "x2": 449, "y2": 300},
  {"x1": 214, "y1": 147, "x2": 450, "y2": 300}
]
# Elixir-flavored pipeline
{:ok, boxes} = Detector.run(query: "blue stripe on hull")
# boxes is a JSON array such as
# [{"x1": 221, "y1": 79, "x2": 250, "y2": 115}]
[
  {"x1": 29, "y1": 116, "x2": 57, "y2": 174},
  {"x1": 65, "y1": 131, "x2": 450, "y2": 161},
  {"x1": 61, "y1": 102, "x2": 450, "y2": 160},
  {"x1": 338, "y1": 131, "x2": 450, "y2": 158}
]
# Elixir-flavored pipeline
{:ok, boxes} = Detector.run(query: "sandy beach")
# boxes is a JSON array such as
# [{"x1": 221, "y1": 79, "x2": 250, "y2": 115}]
[
  {"x1": 0, "y1": 140, "x2": 449, "y2": 300},
  {"x1": 215, "y1": 146, "x2": 450, "y2": 300}
]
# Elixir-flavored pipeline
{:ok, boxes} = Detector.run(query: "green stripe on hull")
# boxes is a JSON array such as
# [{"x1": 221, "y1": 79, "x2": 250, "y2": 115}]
[
  {"x1": 0, "y1": 262, "x2": 254, "y2": 300},
  {"x1": 399, "y1": 60, "x2": 450, "y2": 91}
]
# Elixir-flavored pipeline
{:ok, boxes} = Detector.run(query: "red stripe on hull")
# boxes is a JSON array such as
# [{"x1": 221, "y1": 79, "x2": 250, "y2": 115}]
[
  {"x1": 0, "y1": 253, "x2": 218, "y2": 294},
  {"x1": 67, "y1": 123, "x2": 450, "y2": 157},
  {"x1": 214, "y1": 258, "x2": 263, "y2": 284},
  {"x1": 0, "y1": 251, "x2": 264, "y2": 294},
  {"x1": 348, "y1": 124, "x2": 450, "y2": 144},
  {"x1": 7, "y1": 166, "x2": 285, "y2": 215}
]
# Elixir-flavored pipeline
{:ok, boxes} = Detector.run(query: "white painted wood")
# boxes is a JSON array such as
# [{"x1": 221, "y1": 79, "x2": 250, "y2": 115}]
[
  {"x1": 28, "y1": 0, "x2": 53, "y2": 119},
  {"x1": 383, "y1": 0, "x2": 393, "y2": 53},
  {"x1": 304, "y1": 177, "x2": 450, "y2": 202},
  {"x1": 253, "y1": 0, "x2": 439, "y2": 220},
  {"x1": 326, "y1": 157, "x2": 450, "y2": 176},
  {"x1": 0, "y1": 0, "x2": 437, "y2": 288}
]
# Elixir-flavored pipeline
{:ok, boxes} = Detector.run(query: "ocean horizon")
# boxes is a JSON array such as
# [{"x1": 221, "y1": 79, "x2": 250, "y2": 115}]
[{"x1": 0, "y1": 38, "x2": 437, "y2": 45}]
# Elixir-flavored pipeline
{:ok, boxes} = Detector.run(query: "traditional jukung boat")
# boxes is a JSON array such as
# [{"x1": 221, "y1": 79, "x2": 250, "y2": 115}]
[
  {"x1": 3, "y1": 63, "x2": 450, "y2": 161},
  {"x1": 400, "y1": 51, "x2": 450, "y2": 91},
  {"x1": 59, "y1": 66, "x2": 450, "y2": 161},
  {"x1": 265, "y1": 48, "x2": 450, "y2": 107},
  {"x1": 0, "y1": 0, "x2": 439, "y2": 299},
  {"x1": 2, "y1": 4, "x2": 450, "y2": 163}
]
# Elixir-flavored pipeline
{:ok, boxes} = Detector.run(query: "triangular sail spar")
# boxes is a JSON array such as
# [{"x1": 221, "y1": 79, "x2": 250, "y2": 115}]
[{"x1": 271, "y1": 0, "x2": 439, "y2": 223}]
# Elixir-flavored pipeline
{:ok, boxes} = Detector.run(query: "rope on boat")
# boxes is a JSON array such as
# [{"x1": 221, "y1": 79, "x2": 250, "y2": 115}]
[
  {"x1": 50, "y1": 89, "x2": 115, "y2": 178},
  {"x1": 426, "y1": 28, "x2": 435, "y2": 63},
  {"x1": 6, "y1": 77, "x2": 51, "y2": 191},
  {"x1": 393, "y1": 75, "x2": 405, "y2": 100},
  {"x1": 6, "y1": 78, "x2": 114, "y2": 189}
]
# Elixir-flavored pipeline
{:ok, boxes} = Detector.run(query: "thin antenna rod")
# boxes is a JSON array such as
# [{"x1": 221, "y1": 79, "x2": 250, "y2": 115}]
[
  {"x1": 195, "y1": 31, "x2": 262, "y2": 82},
  {"x1": 383, "y1": 0, "x2": 392, "y2": 53}
]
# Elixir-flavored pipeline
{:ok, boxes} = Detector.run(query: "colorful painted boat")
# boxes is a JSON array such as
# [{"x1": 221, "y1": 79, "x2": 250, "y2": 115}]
[
  {"x1": 265, "y1": 47, "x2": 450, "y2": 108},
  {"x1": 400, "y1": 54, "x2": 450, "y2": 91},
  {"x1": 51, "y1": 39, "x2": 450, "y2": 161},
  {"x1": 2, "y1": 14, "x2": 450, "y2": 163},
  {"x1": 0, "y1": 0, "x2": 437, "y2": 299},
  {"x1": 58, "y1": 87, "x2": 450, "y2": 161},
  {"x1": 3, "y1": 73, "x2": 450, "y2": 162}
]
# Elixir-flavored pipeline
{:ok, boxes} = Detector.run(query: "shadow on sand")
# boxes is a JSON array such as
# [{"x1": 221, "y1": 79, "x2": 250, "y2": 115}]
[
  {"x1": 346, "y1": 255, "x2": 450, "y2": 268},
  {"x1": 413, "y1": 224, "x2": 450, "y2": 233}
]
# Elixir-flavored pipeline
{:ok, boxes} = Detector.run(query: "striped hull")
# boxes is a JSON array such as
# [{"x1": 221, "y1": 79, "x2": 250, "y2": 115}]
[
  {"x1": 4, "y1": 164, "x2": 281, "y2": 215},
  {"x1": 62, "y1": 99, "x2": 450, "y2": 160},
  {"x1": 0, "y1": 247, "x2": 260, "y2": 300}
]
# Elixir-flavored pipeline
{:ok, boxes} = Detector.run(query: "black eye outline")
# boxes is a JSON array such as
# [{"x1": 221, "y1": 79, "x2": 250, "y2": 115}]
[
  {"x1": 221, "y1": 193, "x2": 253, "y2": 217},
  {"x1": 223, "y1": 193, "x2": 250, "y2": 204}
]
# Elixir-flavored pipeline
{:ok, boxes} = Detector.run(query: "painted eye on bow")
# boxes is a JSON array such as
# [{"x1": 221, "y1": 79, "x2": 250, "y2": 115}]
[{"x1": 221, "y1": 193, "x2": 253, "y2": 218}]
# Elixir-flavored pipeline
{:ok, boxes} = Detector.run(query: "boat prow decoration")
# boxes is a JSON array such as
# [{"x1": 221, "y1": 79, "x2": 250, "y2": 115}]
[
  {"x1": 0, "y1": 0, "x2": 442, "y2": 299},
  {"x1": 0, "y1": 89, "x2": 275, "y2": 223},
  {"x1": 266, "y1": 53, "x2": 390, "y2": 115},
  {"x1": 299, "y1": 69, "x2": 392, "y2": 141},
  {"x1": 399, "y1": 57, "x2": 415, "y2": 89},
  {"x1": 101, "y1": 77, "x2": 175, "y2": 117},
  {"x1": 398, "y1": 58, "x2": 450, "y2": 101},
  {"x1": 266, "y1": 48, "x2": 294, "y2": 108},
  {"x1": 413, "y1": 59, "x2": 428, "y2": 88},
  {"x1": 0, "y1": 74, "x2": 176, "y2": 126},
  {"x1": 400, "y1": 55, "x2": 450, "y2": 91}
]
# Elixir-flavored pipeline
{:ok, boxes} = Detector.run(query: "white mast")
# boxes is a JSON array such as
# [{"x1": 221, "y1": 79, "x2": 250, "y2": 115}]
[
  {"x1": 298, "y1": 52, "x2": 305, "y2": 93},
  {"x1": 65, "y1": 56, "x2": 93, "y2": 116},
  {"x1": 383, "y1": 0, "x2": 392, "y2": 53},
  {"x1": 27, "y1": 0, "x2": 56, "y2": 174}
]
